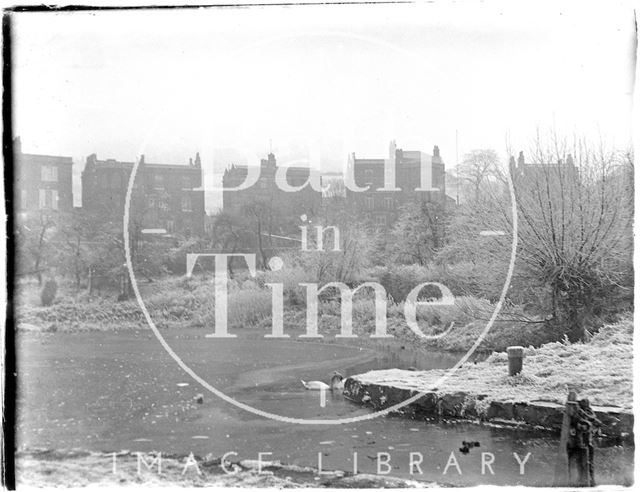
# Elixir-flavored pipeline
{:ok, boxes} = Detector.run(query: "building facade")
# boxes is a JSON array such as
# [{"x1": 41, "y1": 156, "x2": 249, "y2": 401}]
[
  {"x1": 346, "y1": 141, "x2": 447, "y2": 229},
  {"x1": 509, "y1": 150, "x2": 578, "y2": 180},
  {"x1": 81, "y1": 153, "x2": 205, "y2": 236},
  {"x1": 222, "y1": 152, "x2": 322, "y2": 234},
  {"x1": 13, "y1": 137, "x2": 74, "y2": 213}
]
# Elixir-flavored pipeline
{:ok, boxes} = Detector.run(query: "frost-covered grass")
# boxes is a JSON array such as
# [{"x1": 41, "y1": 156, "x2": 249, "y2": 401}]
[
  {"x1": 16, "y1": 275, "x2": 271, "y2": 333},
  {"x1": 291, "y1": 295, "x2": 558, "y2": 352},
  {"x1": 15, "y1": 450, "x2": 314, "y2": 488},
  {"x1": 354, "y1": 315, "x2": 633, "y2": 410},
  {"x1": 16, "y1": 449, "x2": 431, "y2": 488},
  {"x1": 421, "y1": 317, "x2": 559, "y2": 352}
]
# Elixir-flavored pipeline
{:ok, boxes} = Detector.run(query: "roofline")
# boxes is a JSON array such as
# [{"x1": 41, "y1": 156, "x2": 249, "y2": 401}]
[
  {"x1": 354, "y1": 152, "x2": 433, "y2": 163},
  {"x1": 91, "y1": 159, "x2": 201, "y2": 171},
  {"x1": 145, "y1": 163, "x2": 201, "y2": 171},
  {"x1": 19, "y1": 153, "x2": 74, "y2": 163},
  {"x1": 225, "y1": 164, "x2": 320, "y2": 173}
]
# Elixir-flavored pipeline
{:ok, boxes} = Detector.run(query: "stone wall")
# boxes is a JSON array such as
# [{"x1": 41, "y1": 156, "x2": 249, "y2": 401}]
[{"x1": 343, "y1": 376, "x2": 633, "y2": 440}]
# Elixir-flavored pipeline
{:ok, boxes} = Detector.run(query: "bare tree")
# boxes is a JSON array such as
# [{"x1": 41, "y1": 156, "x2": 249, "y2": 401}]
[
  {"x1": 210, "y1": 212, "x2": 242, "y2": 250},
  {"x1": 461, "y1": 132, "x2": 634, "y2": 340},
  {"x1": 208, "y1": 212, "x2": 253, "y2": 276},
  {"x1": 460, "y1": 149, "x2": 500, "y2": 201},
  {"x1": 16, "y1": 210, "x2": 57, "y2": 284},
  {"x1": 388, "y1": 199, "x2": 444, "y2": 266},
  {"x1": 242, "y1": 198, "x2": 280, "y2": 270},
  {"x1": 56, "y1": 210, "x2": 94, "y2": 290}
]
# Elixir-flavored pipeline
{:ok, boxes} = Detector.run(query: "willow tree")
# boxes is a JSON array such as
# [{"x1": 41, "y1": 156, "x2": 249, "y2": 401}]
[{"x1": 443, "y1": 134, "x2": 633, "y2": 341}]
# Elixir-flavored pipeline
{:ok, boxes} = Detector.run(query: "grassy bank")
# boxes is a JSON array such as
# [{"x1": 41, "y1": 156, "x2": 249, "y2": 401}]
[
  {"x1": 17, "y1": 275, "x2": 563, "y2": 353},
  {"x1": 16, "y1": 276, "x2": 215, "y2": 332},
  {"x1": 349, "y1": 315, "x2": 633, "y2": 411}
]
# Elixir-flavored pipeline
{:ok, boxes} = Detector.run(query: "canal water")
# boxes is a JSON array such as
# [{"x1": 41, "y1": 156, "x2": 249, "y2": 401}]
[{"x1": 17, "y1": 328, "x2": 633, "y2": 486}]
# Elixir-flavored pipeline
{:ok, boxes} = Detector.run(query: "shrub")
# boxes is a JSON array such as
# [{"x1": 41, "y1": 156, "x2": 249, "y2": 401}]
[
  {"x1": 262, "y1": 262, "x2": 317, "y2": 307},
  {"x1": 40, "y1": 279, "x2": 58, "y2": 307},
  {"x1": 227, "y1": 289, "x2": 272, "y2": 328},
  {"x1": 196, "y1": 288, "x2": 273, "y2": 330},
  {"x1": 164, "y1": 238, "x2": 203, "y2": 274},
  {"x1": 371, "y1": 264, "x2": 437, "y2": 302},
  {"x1": 430, "y1": 318, "x2": 560, "y2": 353}
]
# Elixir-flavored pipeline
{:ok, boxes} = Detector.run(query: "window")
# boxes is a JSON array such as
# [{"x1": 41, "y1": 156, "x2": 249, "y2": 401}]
[
  {"x1": 166, "y1": 220, "x2": 175, "y2": 233},
  {"x1": 158, "y1": 198, "x2": 169, "y2": 212},
  {"x1": 375, "y1": 215, "x2": 386, "y2": 226},
  {"x1": 384, "y1": 197, "x2": 394, "y2": 210},
  {"x1": 154, "y1": 174, "x2": 165, "y2": 189},
  {"x1": 38, "y1": 189, "x2": 58, "y2": 210},
  {"x1": 50, "y1": 190, "x2": 58, "y2": 210},
  {"x1": 364, "y1": 195, "x2": 374, "y2": 210},
  {"x1": 147, "y1": 196, "x2": 156, "y2": 209},
  {"x1": 182, "y1": 176, "x2": 191, "y2": 189},
  {"x1": 181, "y1": 195, "x2": 192, "y2": 212},
  {"x1": 364, "y1": 169, "x2": 373, "y2": 184},
  {"x1": 41, "y1": 165, "x2": 58, "y2": 182}
]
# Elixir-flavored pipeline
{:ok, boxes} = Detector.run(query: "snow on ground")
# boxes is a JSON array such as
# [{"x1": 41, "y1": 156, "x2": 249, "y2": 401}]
[
  {"x1": 352, "y1": 316, "x2": 633, "y2": 410},
  {"x1": 16, "y1": 449, "x2": 435, "y2": 488}
]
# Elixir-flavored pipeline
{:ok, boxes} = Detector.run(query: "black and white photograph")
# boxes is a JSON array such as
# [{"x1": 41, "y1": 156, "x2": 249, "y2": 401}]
[{"x1": 2, "y1": 0, "x2": 637, "y2": 488}]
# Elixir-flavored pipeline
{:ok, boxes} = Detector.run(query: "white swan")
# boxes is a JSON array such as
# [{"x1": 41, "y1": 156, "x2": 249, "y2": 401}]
[
  {"x1": 301, "y1": 372, "x2": 345, "y2": 391},
  {"x1": 301, "y1": 380, "x2": 331, "y2": 390}
]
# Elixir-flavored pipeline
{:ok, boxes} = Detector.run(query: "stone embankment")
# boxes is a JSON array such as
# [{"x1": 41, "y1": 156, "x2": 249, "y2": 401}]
[{"x1": 344, "y1": 371, "x2": 633, "y2": 439}]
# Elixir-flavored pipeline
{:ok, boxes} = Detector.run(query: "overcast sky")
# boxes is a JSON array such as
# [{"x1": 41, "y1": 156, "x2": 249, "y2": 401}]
[{"x1": 12, "y1": 1, "x2": 636, "y2": 210}]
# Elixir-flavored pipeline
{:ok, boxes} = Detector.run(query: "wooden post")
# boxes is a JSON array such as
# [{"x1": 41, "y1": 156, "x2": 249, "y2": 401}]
[
  {"x1": 554, "y1": 391, "x2": 590, "y2": 487},
  {"x1": 507, "y1": 346, "x2": 524, "y2": 376},
  {"x1": 553, "y1": 391, "x2": 576, "y2": 486}
]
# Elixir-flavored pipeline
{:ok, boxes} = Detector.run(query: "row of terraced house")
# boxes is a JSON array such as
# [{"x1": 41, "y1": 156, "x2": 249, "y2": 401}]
[
  {"x1": 13, "y1": 137, "x2": 206, "y2": 237},
  {"x1": 13, "y1": 136, "x2": 457, "y2": 237}
]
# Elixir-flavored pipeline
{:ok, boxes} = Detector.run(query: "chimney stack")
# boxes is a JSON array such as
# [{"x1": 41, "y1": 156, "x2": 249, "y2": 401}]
[{"x1": 389, "y1": 140, "x2": 397, "y2": 159}]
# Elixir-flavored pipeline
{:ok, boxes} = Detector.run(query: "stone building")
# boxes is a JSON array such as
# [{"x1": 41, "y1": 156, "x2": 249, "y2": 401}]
[
  {"x1": 346, "y1": 141, "x2": 447, "y2": 229},
  {"x1": 81, "y1": 153, "x2": 205, "y2": 236},
  {"x1": 509, "y1": 150, "x2": 578, "y2": 180},
  {"x1": 222, "y1": 152, "x2": 322, "y2": 234},
  {"x1": 13, "y1": 137, "x2": 74, "y2": 213}
]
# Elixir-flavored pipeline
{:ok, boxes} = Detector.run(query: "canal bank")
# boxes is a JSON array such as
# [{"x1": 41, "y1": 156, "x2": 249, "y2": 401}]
[
  {"x1": 344, "y1": 317, "x2": 634, "y2": 439},
  {"x1": 343, "y1": 370, "x2": 633, "y2": 439}
]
